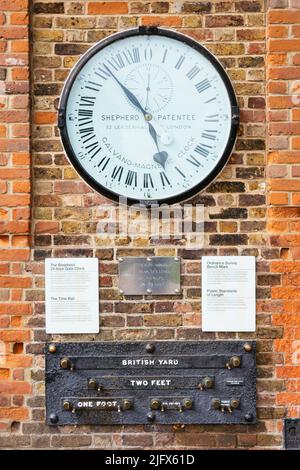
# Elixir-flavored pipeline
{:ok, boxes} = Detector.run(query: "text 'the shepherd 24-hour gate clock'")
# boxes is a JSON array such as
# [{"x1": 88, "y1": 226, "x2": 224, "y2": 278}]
[{"x1": 58, "y1": 27, "x2": 239, "y2": 205}]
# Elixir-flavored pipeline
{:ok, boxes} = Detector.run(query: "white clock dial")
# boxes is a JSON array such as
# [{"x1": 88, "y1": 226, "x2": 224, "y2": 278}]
[{"x1": 59, "y1": 28, "x2": 239, "y2": 204}]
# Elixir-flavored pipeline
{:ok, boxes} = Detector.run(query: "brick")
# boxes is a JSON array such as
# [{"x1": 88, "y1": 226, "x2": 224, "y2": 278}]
[
  {"x1": 88, "y1": 2, "x2": 128, "y2": 14},
  {"x1": 34, "y1": 2, "x2": 64, "y2": 14},
  {"x1": 181, "y1": 2, "x2": 211, "y2": 13},
  {"x1": 51, "y1": 436, "x2": 92, "y2": 448},
  {"x1": 141, "y1": 16, "x2": 182, "y2": 26}
]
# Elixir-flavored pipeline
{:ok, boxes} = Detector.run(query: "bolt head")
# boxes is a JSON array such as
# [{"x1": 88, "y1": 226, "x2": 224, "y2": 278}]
[
  {"x1": 122, "y1": 399, "x2": 132, "y2": 410},
  {"x1": 60, "y1": 357, "x2": 71, "y2": 369},
  {"x1": 230, "y1": 398, "x2": 240, "y2": 409},
  {"x1": 150, "y1": 399, "x2": 161, "y2": 410},
  {"x1": 183, "y1": 399, "x2": 193, "y2": 410},
  {"x1": 119, "y1": 289, "x2": 124, "y2": 294},
  {"x1": 147, "y1": 412, "x2": 155, "y2": 422},
  {"x1": 146, "y1": 288, "x2": 152, "y2": 294},
  {"x1": 145, "y1": 113, "x2": 152, "y2": 121},
  {"x1": 48, "y1": 344, "x2": 57, "y2": 354},
  {"x1": 63, "y1": 401, "x2": 72, "y2": 411},
  {"x1": 203, "y1": 376, "x2": 214, "y2": 389},
  {"x1": 49, "y1": 413, "x2": 59, "y2": 424},
  {"x1": 146, "y1": 343, "x2": 155, "y2": 354},
  {"x1": 211, "y1": 398, "x2": 221, "y2": 410},
  {"x1": 244, "y1": 413, "x2": 254, "y2": 422},
  {"x1": 244, "y1": 342, "x2": 252, "y2": 353}
]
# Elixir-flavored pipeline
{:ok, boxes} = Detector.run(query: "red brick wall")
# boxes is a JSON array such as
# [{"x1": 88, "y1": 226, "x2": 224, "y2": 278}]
[
  {"x1": 0, "y1": 0, "x2": 32, "y2": 439},
  {"x1": 0, "y1": 0, "x2": 299, "y2": 449},
  {"x1": 267, "y1": 0, "x2": 300, "y2": 419}
]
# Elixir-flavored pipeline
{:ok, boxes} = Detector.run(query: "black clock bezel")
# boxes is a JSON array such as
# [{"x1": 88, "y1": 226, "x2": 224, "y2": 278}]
[{"x1": 59, "y1": 26, "x2": 239, "y2": 206}]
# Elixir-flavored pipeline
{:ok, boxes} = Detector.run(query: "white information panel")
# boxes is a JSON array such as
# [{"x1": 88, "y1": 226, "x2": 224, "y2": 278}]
[
  {"x1": 202, "y1": 256, "x2": 256, "y2": 332},
  {"x1": 45, "y1": 258, "x2": 99, "y2": 334}
]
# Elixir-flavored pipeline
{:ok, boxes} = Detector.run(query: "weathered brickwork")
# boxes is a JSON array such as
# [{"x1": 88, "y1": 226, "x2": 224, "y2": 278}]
[{"x1": 0, "y1": 0, "x2": 298, "y2": 449}]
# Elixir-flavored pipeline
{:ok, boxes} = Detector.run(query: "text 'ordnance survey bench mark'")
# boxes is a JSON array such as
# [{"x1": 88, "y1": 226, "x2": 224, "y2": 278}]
[
  {"x1": 202, "y1": 256, "x2": 256, "y2": 332},
  {"x1": 45, "y1": 258, "x2": 99, "y2": 334}
]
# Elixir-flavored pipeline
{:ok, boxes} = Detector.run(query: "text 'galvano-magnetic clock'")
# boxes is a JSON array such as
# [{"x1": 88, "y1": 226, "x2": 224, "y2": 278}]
[{"x1": 58, "y1": 27, "x2": 239, "y2": 205}]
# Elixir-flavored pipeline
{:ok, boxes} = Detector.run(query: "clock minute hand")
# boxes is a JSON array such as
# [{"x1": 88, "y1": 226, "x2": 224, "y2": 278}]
[
  {"x1": 106, "y1": 65, "x2": 169, "y2": 169},
  {"x1": 106, "y1": 65, "x2": 146, "y2": 115}
]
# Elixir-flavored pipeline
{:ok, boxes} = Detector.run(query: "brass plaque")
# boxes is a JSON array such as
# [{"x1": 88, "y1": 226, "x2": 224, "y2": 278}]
[{"x1": 118, "y1": 256, "x2": 181, "y2": 295}]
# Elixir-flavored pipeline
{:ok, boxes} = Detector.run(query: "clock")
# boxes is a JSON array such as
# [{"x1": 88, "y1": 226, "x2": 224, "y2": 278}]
[{"x1": 58, "y1": 27, "x2": 239, "y2": 206}]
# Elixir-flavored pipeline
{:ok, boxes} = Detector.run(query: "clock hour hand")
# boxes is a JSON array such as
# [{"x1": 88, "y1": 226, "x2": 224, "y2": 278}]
[{"x1": 148, "y1": 121, "x2": 168, "y2": 170}]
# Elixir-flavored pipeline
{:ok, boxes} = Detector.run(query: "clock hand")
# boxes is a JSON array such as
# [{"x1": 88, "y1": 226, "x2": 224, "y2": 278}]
[
  {"x1": 106, "y1": 65, "x2": 169, "y2": 167},
  {"x1": 148, "y1": 121, "x2": 168, "y2": 170},
  {"x1": 105, "y1": 64, "x2": 146, "y2": 115},
  {"x1": 145, "y1": 71, "x2": 151, "y2": 111},
  {"x1": 150, "y1": 118, "x2": 173, "y2": 146}
]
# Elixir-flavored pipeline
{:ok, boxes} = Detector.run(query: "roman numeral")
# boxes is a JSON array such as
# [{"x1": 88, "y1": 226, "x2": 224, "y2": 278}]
[
  {"x1": 108, "y1": 53, "x2": 125, "y2": 70},
  {"x1": 85, "y1": 141, "x2": 98, "y2": 153},
  {"x1": 111, "y1": 165, "x2": 124, "y2": 181},
  {"x1": 162, "y1": 49, "x2": 168, "y2": 64},
  {"x1": 95, "y1": 66, "x2": 111, "y2": 80},
  {"x1": 204, "y1": 114, "x2": 219, "y2": 123},
  {"x1": 85, "y1": 80, "x2": 102, "y2": 92},
  {"x1": 123, "y1": 48, "x2": 140, "y2": 65},
  {"x1": 175, "y1": 166, "x2": 186, "y2": 178},
  {"x1": 78, "y1": 107, "x2": 93, "y2": 125},
  {"x1": 78, "y1": 126, "x2": 96, "y2": 144},
  {"x1": 84, "y1": 141, "x2": 102, "y2": 160},
  {"x1": 78, "y1": 119, "x2": 93, "y2": 127},
  {"x1": 195, "y1": 79, "x2": 211, "y2": 93},
  {"x1": 78, "y1": 109, "x2": 93, "y2": 117},
  {"x1": 160, "y1": 172, "x2": 171, "y2": 187},
  {"x1": 202, "y1": 130, "x2": 217, "y2": 141},
  {"x1": 143, "y1": 173, "x2": 154, "y2": 189},
  {"x1": 186, "y1": 155, "x2": 202, "y2": 167},
  {"x1": 79, "y1": 127, "x2": 94, "y2": 136},
  {"x1": 186, "y1": 66, "x2": 200, "y2": 80},
  {"x1": 175, "y1": 55, "x2": 185, "y2": 70},
  {"x1": 125, "y1": 170, "x2": 137, "y2": 186},
  {"x1": 97, "y1": 156, "x2": 110, "y2": 171},
  {"x1": 204, "y1": 97, "x2": 216, "y2": 104},
  {"x1": 144, "y1": 47, "x2": 153, "y2": 61},
  {"x1": 194, "y1": 144, "x2": 210, "y2": 157},
  {"x1": 79, "y1": 96, "x2": 96, "y2": 106}
]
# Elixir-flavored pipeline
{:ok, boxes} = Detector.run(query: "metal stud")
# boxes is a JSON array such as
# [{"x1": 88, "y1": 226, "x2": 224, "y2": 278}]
[
  {"x1": 49, "y1": 413, "x2": 59, "y2": 424},
  {"x1": 244, "y1": 342, "x2": 252, "y2": 353},
  {"x1": 146, "y1": 343, "x2": 155, "y2": 354},
  {"x1": 48, "y1": 344, "x2": 57, "y2": 354}
]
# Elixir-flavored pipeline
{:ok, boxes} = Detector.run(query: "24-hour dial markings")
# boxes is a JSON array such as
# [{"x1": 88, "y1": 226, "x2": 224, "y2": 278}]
[
  {"x1": 144, "y1": 173, "x2": 154, "y2": 189},
  {"x1": 195, "y1": 144, "x2": 210, "y2": 157},
  {"x1": 79, "y1": 96, "x2": 96, "y2": 106},
  {"x1": 111, "y1": 165, "x2": 124, "y2": 182},
  {"x1": 195, "y1": 79, "x2": 211, "y2": 94},
  {"x1": 186, "y1": 66, "x2": 200, "y2": 80},
  {"x1": 160, "y1": 172, "x2": 171, "y2": 187},
  {"x1": 175, "y1": 55, "x2": 185, "y2": 70},
  {"x1": 202, "y1": 130, "x2": 217, "y2": 141},
  {"x1": 97, "y1": 156, "x2": 110, "y2": 171},
  {"x1": 125, "y1": 170, "x2": 137, "y2": 187},
  {"x1": 175, "y1": 166, "x2": 186, "y2": 178},
  {"x1": 186, "y1": 155, "x2": 202, "y2": 168},
  {"x1": 85, "y1": 81, "x2": 102, "y2": 92}
]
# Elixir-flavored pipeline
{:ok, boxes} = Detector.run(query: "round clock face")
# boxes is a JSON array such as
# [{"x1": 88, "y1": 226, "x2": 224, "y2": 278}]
[{"x1": 59, "y1": 28, "x2": 239, "y2": 205}]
